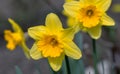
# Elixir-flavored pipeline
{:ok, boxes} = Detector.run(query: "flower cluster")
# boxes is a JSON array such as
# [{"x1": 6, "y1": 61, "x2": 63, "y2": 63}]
[{"x1": 3, "y1": 0, "x2": 115, "y2": 72}]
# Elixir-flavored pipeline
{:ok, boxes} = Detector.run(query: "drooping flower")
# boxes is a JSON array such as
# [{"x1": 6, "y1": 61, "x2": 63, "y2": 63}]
[
  {"x1": 28, "y1": 13, "x2": 82, "y2": 71},
  {"x1": 4, "y1": 30, "x2": 22, "y2": 50},
  {"x1": 64, "y1": 0, "x2": 115, "y2": 39},
  {"x1": 4, "y1": 18, "x2": 30, "y2": 59}
]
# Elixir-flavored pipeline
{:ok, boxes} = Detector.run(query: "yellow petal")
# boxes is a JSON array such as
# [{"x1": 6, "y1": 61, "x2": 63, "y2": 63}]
[
  {"x1": 65, "y1": 0, "x2": 74, "y2": 2},
  {"x1": 8, "y1": 18, "x2": 24, "y2": 35},
  {"x1": 30, "y1": 43, "x2": 42, "y2": 60},
  {"x1": 80, "y1": 0, "x2": 98, "y2": 4},
  {"x1": 48, "y1": 53, "x2": 64, "y2": 71},
  {"x1": 28, "y1": 26, "x2": 48, "y2": 40},
  {"x1": 88, "y1": 25, "x2": 101, "y2": 39},
  {"x1": 45, "y1": 13, "x2": 63, "y2": 33},
  {"x1": 4, "y1": 30, "x2": 12, "y2": 41},
  {"x1": 63, "y1": 40, "x2": 82, "y2": 59},
  {"x1": 63, "y1": 1, "x2": 80, "y2": 17},
  {"x1": 6, "y1": 41, "x2": 16, "y2": 51},
  {"x1": 62, "y1": 10, "x2": 70, "y2": 17},
  {"x1": 101, "y1": 14, "x2": 115, "y2": 26},
  {"x1": 67, "y1": 17, "x2": 76, "y2": 27},
  {"x1": 62, "y1": 28, "x2": 75, "y2": 40},
  {"x1": 96, "y1": 0, "x2": 111, "y2": 11}
]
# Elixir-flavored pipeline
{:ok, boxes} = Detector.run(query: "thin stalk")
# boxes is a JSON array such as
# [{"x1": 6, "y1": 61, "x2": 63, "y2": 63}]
[
  {"x1": 65, "y1": 56, "x2": 71, "y2": 74},
  {"x1": 20, "y1": 42, "x2": 30, "y2": 59},
  {"x1": 92, "y1": 39, "x2": 98, "y2": 74},
  {"x1": 75, "y1": 32, "x2": 85, "y2": 74},
  {"x1": 101, "y1": 60, "x2": 104, "y2": 74}
]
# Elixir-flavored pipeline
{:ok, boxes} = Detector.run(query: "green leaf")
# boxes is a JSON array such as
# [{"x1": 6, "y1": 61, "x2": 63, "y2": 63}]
[
  {"x1": 69, "y1": 32, "x2": 85, "y2": 74},
  {"x1": 15, "y1": 66, "x2": 23, "y2": 74}
]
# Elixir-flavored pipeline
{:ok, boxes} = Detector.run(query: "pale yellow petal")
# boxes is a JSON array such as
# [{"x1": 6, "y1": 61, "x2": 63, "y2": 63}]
[
  {"x1": 88, "y1": 25, "x2": 101, "y2": 39},
  {"x1": 30, "y1": 43, "x2": 42, "y2": 60},
  {"x1": 28, "y1": 26, "x2": 48, "y2": 40},
  {"x1": 62, "y1": 28, "x2": 75, "y2": 40},
  {"x1": 67, "y1": 17, "x2": 76, "y2": 27},
  {"x1": 63, "y1": 1, "x2": 80, "y2": 17},
  {"x1": 96, "y1": 0, "x2": 111, "y2": 11},
  {"x1": 6, "y1": 41, "x2": 16, "y2": 51},
  {"x1": 101, "y1": 14, "x2": 115, "y2": 26},
  {"x1": 8, "y1": 18, "x2": 24, "y2": 35},
  {"x1": 65, "y1": 0, "x2": 74, "y2": 2},
  {"x1": 80, "y1": 0, "x2": 98, "y2": 4},
  {"x1": 62, "y1": 10, "x2": 70, "y2": 17},
  {"x1": 4, "y1": 30, "x2": 12, "y2": 41},
  {"x1": 48, "y1": 53, "x2": 64, "y2": 71},
  {"x1": 63, "y1": 40, "x2": 82, "y2": 59},
  {"x1": 45, "y1": 13, "x2": 63, "y2": 33}
]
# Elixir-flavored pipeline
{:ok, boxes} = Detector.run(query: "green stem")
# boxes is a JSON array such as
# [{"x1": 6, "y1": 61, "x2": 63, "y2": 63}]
[
  {"x1": 53, "y1": 71, "x2": 57, "y2": 74},
  {"x1": 92, "y1": 39, "x2": 98, "y2": 74},
  {"x1": 20, "y1": 42, "x2": 30, "y2": 59},
  {"x1": 75, "y1": 32, "x2": 85, "y2": 74},
  {"x1": 65, "y1": 56, "x2": 71, "y2": 74},
  {"x1": 101, "y1": 60, "x2": 104, "y2": 74},
  {"x1": 50, "y1": 66, "x2": 57, "y2": 74}
]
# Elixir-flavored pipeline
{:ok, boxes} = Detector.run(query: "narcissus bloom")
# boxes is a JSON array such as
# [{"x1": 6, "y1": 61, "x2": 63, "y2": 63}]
[
  {"x1": 4, "y1": 18, "x2": 30, "y2": 59},
  {"x1": 64, "y1": 0, "x2": 115, "y2": 39},
  {"x1": 28, "y1": 13, "x2": 82, "y2": 71}
]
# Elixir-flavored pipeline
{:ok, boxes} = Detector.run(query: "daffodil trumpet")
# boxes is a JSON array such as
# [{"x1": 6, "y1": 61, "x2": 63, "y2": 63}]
[
  {"x1": 28, "y1": 13, "x2": 82, "y2": 71},
  {"x1": 4, "y1": 18, "x2": 30, "y2": 59}
]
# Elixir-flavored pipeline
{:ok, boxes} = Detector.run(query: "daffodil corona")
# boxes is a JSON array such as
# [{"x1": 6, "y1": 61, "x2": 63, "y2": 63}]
[
  {"x1": 37, "y1": 35, "x2": 63, "y2": 58},
  {"x1": 64, "y1": 0, "x2": 115, "y2": 39},
  {"x1": 78, "y1": 5, "x2": 102, "y2": 28},
  {"x1": 28, "y1": 13, "x2": 82, "y2": 71},
  {"x1": 4, "y1": 30, "x2": 22, "y2": 50}
]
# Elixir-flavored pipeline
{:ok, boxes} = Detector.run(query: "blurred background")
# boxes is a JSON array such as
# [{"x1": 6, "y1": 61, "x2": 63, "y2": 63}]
[{"x1": 0, "y1": 0, "x2": 120, "y2": 74}]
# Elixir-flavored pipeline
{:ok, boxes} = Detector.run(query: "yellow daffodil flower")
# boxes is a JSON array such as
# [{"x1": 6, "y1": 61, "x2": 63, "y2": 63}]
[
  {"x1": 28, "y1": 13, "x2": 82, "y2": 71},
  {"x1": 64, "y1": 0, "x2": 115, "y2": 39},
  {"x1": 4, "y1": 18, "x2": 30, "y2": 59}
]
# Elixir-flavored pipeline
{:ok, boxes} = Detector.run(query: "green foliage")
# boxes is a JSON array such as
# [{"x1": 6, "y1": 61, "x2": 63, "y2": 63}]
[{"x1": 15, "y1": 66, "x2": 23, "y2": 74}]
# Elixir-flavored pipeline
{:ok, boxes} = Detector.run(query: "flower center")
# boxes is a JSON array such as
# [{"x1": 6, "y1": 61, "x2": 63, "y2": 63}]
[
  {"x1": 37, "y1": 35, "x2": 63, "y2": 58},
  {"x1": 79, "y1": 5, "x2": 102, "y2": 28},
  {"x1": 87, "y1": 10, "x2": 94, "y2": 17},
  {"x1": 49, "y1": 37, "x2": 58, "y2": 46}
]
